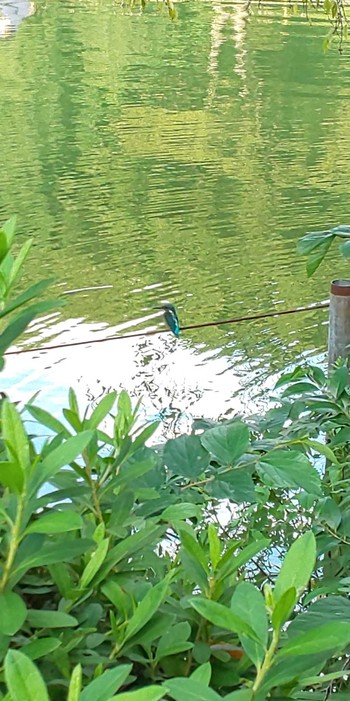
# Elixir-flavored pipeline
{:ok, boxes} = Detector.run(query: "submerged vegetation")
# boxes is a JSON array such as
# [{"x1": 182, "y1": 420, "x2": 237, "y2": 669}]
[{"x1": 1, "y1": 218, "x2": 350, "y2": 699}]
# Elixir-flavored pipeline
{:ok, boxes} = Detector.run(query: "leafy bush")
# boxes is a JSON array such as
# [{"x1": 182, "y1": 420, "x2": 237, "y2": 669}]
[{"x1": 1, "y1": 217, "x2": 350, "y2": 699}]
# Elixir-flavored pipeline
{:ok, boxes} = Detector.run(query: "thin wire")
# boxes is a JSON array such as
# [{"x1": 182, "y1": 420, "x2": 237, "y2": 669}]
[{"x1": 4, "y1": 300, "x2": 329, "y2": 357}]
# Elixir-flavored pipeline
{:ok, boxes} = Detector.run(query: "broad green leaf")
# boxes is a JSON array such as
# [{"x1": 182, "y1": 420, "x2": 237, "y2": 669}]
[
  {"x1": 215, "y1": 468, "x2": 256, "y2": 503},
  {"x1": 111, "y1": 687, "x2": 165, "y2": 701},
  {"x1": 0, "y1": 592, "x2": 27, "y2": 635},
  {"x1": 29, "y1": 430, "x2": 94, "y2": 494},
  {"x1": 200, "y1": 421, "x2": 250, "y2": 465},
  {"x1": 97, "y1": 524, "x2": 165, "y2": 584},
  {"x1": 25, "y1": 510, "x2": 83, "y2": 534},
  {"x1": 2, "y1": 216, "x2": 17, "y2": 247},
  {"x1": 80, "y1": 538, "x2": 110, "y2": 588},
  {"x1": 328, "y1": 365, "x2": 349, "y2": 399},
  {"x1": 278, "y1": 621, "x2": 350, "y2": 656},
  {"x1": 26, "y1": 609, "x2": 78, "y2": 629},
  {"x1": 256, "y1": 450, "x2": 321, "y2": 495},
  {"x1": 4, "y1": 649, "x2": 50, "y2": 701},
  {"x1": 0, "y1": 460, "x2": 24, "y2": 493},
  {"x1": 316, "y1": 497, "x2": 341, "y2": 530},
  {"x1": 164, "y1": 678, "x2": 221, "y2": 701},
  {"x1": 0, "y1": 279, "x2": 53, "y2": 318},
  {"x1": 12, "y1": 538, "x2": 93, "y2": 582},
  {"x1": 208, "y1": 524, "x2": 221, "y2": 570},
  {"x1": 22, "y1": 637, "x2": 61, "y2": 660},
  {"x1": 190, "y1": 598, "x2": 260, "y2": 642},
  {"x1": 2, "y1": 400, "x2": 29, "y2": 472},
  {"x1": 271, "y1": 587, "x2": 296, "y2": 631},
  {"x1": 0, "y1": 301, "x2": 59, "y2": 356},
  {"x1": 224, "y1": 692, "x2": 253, "y2": 701},
  {"x1": 339, "y1": 239, "x2": 350, "y2": 259},
  {"x1": 162, "y1": 503, "x2": 202, "y2": 522},
  {"x1": 124, "y1": 576, "x2": 170, "y2": 642},
  {"x1": 306, "y1": 235, "x2": 334, "y2": 276},
  {"x1": 87, "y1": 392, "x2": 117, "y2": 429},
  {"x1": 163, "y1": 434, "x2": 210, "y2": 478},
  {"x1": 190, "y1": 662, "x2": 212, "y2": 685},
  {"x1": 68, "y1": 664, "x2": 82, "y2": 701},
  {"x1": 281, "y1": 382, "x2": 319, "y2": 397},
  {"x1": 179, "y1": 528, "x2": 209, "y2": 575},
  {"x1": 217, "y1": 538, "x2": 270, "y2": 582},
  {"x1": 274, "y1": 531, "x2": 316, "y2": 602},
  {"x1": 156, "y1": 622, "x2": 192, "y2": 662},
  {"x1": 287, "y1": 595, "x2": 350, "y2": 637},
  {"x1": 25, "y1": 404, "x2": 70, "y2": 437},
  {"x1": 80, "y1": 665, "x2": 132, "y2": 701},
  {"x1": 8, "y1": 239, "x2": 33, "y2": 288},
  {"x1": 231, "y1": 582, "x2": 267, "y2": 668},
  {"x1": 297, "y1": 230, "x2": 333, "y2": 255}
]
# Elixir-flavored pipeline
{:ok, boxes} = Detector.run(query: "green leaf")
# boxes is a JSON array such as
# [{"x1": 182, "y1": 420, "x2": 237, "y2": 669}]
[
  {"x1": 26, "y1": 609, "x2": 78, "y2": 629},
  {"x1": 2, "y1": 400, "x2": 29, "y2": 472},
  {"x1": 190, "y1": 662, "x2": 212, "y2": 685},
  {"x1": 190, "y1": 598, "x2": 260, "y2": 642},
  {"x1": 200, "y1": 421, "x2": 250, "y2": 465},
  {"x1": 287, "y1": 595, "x2": 350, "y2": 637},
  {"x1": 124, "y1": 576, "x2": 170, "y2": 643},
  {"x1": 256, "y1": 450, "x2": 321, "y2": 495},
  {"x1": 68, "y1": 664, "x2": 82, "y2": 701},
  {"x1": 97, "y1": 524, "x2": 165, "y2": 583},
  {"x1": 2, "y1": 216, "x2": 17, "y2": 247},
  {"x1": 271, "y1": 587, "x2": 296, "y2": 631},
  {"x1": 0, "y1": 279, "x2": 53, "y2": 318},
  {"x1": 297, "y1": 230, "x2": 333, "y2": 255},
  {"x1": 22, "y1": 637, "x2": 61, "y2": 660},
  {"x1": 156, "y1": 622, "x2": 192, "y2": 662},
  {"x1": 80, "y1": 665, "x2": 132, "y2": 701},
  {"x1": 4, "y1": 649, "x2": 50, "y2": 701},
  {"x1": 179, "y1": 528, "x2": 209, "y2": 575},
  {"x1": 217, "y1": 538, "x2": 270, "y2": 582},
  {"x1": 163, "y1": 435, "x2": 210, "y2": 478},
  {"x1": 162, "y1": 503, "x2": 202, "y2": 522},
  {"x1": 0, "y1": 592, "x2": 27, "y2": 635},
  {"x1": 274, "y1": 531, "x2": 316, "y2": 602},
  {"x1": 12, "y1": 538, "x2": 93, "y2": 581},
  {"x1": 278, "y1": 621, "x2": 350, "y2": 656},
  {"x1": 8, "y1": 241, "x2": 35, "y2": 288},
  {"x1": 80, "y1": 538, "x2": 110, "y2": 588},
  {"x1": 87, "y1": 392, "x2": 117, "y2": 429},
  {"x1": 0, "y1": 460, "x2": 24, "y2": 493},
  {"x1": 29, "y1": 430, "x2": 94, "y2": 494},
  {"x1": 111, "y1": 687, "x2": 165, "y2": 701},
  {"x1": 306, "y1": 235, "x2": 334, "y2": 276},
  {"x1": 224, "y1": 692, "x2": 253, "y2": 701},
  {"x1": 231, "y1": 582, "x2": 268, "y2": 668},
  {"x1": 164, "y1": 678, "x2": 221, "y2": 701},
  {"x1": 25, "y1": 404, "x2": 70, "y2": 437},
  {"x1": 25, "y1": 510, "x2": 83, "y2": 534},
  {"x1": 0, "y1": 302, "x2": 58, "y2": 356},
  {"x1": 339, "y1": 239, "x2": 350, "y2": 259},
  {"x1": 208, "y1": 524, "x2": 221, "y2": 570},
  {"x1": 328, "y1": 365, "x2": 349, "y2": 399}
]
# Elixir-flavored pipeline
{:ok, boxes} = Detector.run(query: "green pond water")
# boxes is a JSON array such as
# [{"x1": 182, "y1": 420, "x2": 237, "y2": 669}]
[{"x1": 0, "y1": 0, "x2": 349, "y2": 431}]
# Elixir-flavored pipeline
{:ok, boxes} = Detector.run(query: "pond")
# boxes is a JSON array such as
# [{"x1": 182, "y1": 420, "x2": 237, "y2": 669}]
[{"x1": 0, "y1": 0, "x2": 349, "y2": 432}]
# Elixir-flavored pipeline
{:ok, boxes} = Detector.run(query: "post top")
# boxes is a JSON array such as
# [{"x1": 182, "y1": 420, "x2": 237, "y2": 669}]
[{"x1": 331, "y1": 279, "x2": 350, "y2": 296}]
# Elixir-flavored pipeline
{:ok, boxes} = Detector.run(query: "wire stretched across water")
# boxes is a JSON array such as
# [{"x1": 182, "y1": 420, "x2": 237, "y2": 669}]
[{"x1": 4, "y1": 300, "x2": 329, "y2": 357}]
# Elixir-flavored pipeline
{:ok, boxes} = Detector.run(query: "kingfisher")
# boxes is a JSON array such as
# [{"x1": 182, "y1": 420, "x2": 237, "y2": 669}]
[{"x1": 154, "y1": 303, "x2": 180, "y2": 337}]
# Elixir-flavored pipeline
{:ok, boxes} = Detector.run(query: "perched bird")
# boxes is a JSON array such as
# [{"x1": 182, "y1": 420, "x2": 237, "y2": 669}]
[{"x1": 154, "y1": 302, "x2": 180, "y2": 337}]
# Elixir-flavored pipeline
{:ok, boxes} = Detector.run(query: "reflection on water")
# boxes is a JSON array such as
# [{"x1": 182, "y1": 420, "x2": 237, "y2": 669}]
[
  {"x1": 0, "y1": 1, "x2": 35, "y2": 38},
  {"x1": 0, "y1": 0, "x2": 346, "y2": 428}
]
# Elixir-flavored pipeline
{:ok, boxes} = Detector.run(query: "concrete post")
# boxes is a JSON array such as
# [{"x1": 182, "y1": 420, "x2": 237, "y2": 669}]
[{"x1": 328, "y1": 279, "x2": 350, "y2": 373}]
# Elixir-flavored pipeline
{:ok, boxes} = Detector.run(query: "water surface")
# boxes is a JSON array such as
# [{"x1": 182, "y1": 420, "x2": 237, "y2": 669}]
[{"x1": 0, "y1": 0, "x2": 348, "y2": 430}]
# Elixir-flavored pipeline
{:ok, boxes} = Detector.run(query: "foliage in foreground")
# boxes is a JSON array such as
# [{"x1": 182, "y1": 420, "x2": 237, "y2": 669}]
[{"x1": 1, "y1": 217, "x2": 350, "y2": 699}]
